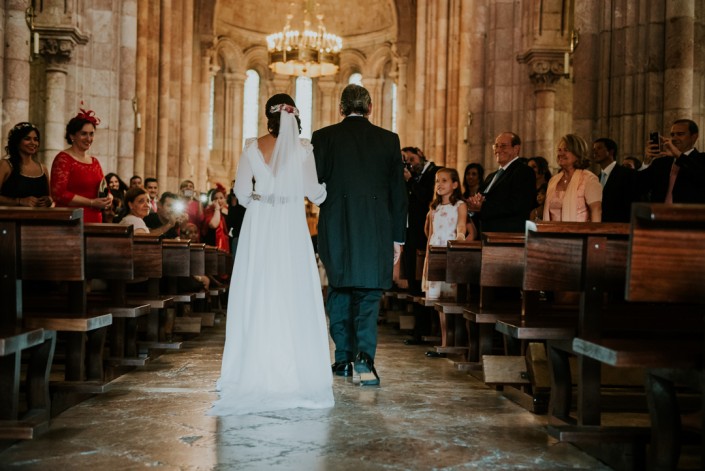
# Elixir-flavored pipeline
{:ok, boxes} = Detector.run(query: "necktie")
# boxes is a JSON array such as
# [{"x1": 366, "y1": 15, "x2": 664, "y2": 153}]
[
  {"x1": 599, "y1": 171, "x2": 607, "y2": 187},
  {"x1": 484, "y1": 168, "x2": 504, "y2": 193},
  {"x1": 664, "y1": 160, "x2": 680, "y2": 204}
]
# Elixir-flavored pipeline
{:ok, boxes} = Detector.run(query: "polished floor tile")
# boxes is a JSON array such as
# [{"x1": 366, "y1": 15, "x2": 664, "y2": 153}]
[{"x1": 0, "y1": 318, "x2": 613, "y2": 470}]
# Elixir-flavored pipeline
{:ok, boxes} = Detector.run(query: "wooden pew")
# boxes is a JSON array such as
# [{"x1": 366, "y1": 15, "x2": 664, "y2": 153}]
[
  {"x1": 464, "y1": 233, "x2": 526, "y2": 376},
  {"x1": 0, "y1": 207, "x2": 112, "y2": 423},
  {"x1": 84, "y1": 223, "x2": 151, "y2": 368},
  {"x1": 572, "y1": 203, "x2": 705, "y2": 470},
  {"x1": 130, "y1": 234, "x2": 178, "y2": 351},
  {"x1": 161, "y1": 239, "x2": 201, "y2": 337}
]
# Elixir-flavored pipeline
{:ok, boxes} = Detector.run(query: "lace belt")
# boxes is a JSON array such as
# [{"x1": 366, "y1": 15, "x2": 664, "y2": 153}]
[{"x1": 251, "y1": 193, "x2": 292, "y2": 205}]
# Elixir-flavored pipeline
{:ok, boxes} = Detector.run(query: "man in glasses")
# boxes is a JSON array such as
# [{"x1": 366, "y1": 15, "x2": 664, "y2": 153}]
[{"x1": 467, "y1": 131, "x2": 536, "y2": 233}]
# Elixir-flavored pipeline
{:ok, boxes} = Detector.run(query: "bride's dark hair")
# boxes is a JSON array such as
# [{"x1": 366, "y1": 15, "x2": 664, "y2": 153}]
[{"x1": 265, "y1": 94, "x2": 302, "y2": 137}]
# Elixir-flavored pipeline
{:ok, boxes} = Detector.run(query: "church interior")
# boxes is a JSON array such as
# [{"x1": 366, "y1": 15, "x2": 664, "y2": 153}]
[{"x1": 1, "y1": 0, "x2": 704, "y2": 469}]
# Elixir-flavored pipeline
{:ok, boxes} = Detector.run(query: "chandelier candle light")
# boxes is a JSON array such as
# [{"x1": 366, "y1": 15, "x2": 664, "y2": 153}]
[{"x1": 266, "y1": 0, "x2": 342, "y2": 78}]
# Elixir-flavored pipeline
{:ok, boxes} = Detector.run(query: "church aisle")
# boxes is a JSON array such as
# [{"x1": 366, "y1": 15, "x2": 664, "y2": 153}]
[{"x1": 0, "y1": 319, "x2": 611, "y2": 470}]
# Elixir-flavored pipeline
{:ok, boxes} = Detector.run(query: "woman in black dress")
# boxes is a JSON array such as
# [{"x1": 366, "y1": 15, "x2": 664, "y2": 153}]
[{"x1": 0, "y1": 122, "x2": 52, "y2": 207}]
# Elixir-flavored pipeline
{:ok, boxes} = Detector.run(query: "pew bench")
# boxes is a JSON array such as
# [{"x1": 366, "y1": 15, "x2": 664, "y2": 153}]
[
  {"x1": 0, "y1": 327, "x2": 55, "y2": 440},
  {"x1": 571, "y1": 203, "x2": 705, "y2": 470},
  {"x1": 0, "y1": 208, "x2": 114, "y2": 418}
]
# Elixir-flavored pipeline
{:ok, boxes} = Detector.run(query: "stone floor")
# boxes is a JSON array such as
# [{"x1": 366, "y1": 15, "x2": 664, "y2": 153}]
[{"x1": 0, "y1": 319, "x2": 617, "y2": 470}]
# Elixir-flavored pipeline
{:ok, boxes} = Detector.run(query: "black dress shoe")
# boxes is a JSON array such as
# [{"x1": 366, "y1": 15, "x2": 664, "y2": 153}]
[
  {"x1": 331, "y1": 361, "x2": 353, "y2": 377},
  {"x1": 425, "y1": 350, "x2": 446, "y2": 358},
  {"x1": 353, "y1": 352, "x2": 380, "y2": 386}
]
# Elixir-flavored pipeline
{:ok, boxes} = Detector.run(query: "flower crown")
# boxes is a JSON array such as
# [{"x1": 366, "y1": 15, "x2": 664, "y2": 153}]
[
  {"x1": 269, "y1": 103, "x2": 299, "y2": 116},
  {"x1": 75, "y1": 108, "x2": 101, "y2": 126}
]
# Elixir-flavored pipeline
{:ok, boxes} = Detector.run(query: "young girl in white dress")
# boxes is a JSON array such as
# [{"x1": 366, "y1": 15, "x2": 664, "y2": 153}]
[
  {"x1": 210, "y1": 94, "x2": 334, "y2": 416},
  {"x1": 422, "y1": 168, "x2": 467, "y2": 299}
]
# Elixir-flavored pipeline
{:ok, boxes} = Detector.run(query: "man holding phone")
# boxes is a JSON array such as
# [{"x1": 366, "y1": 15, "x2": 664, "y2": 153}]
[{"x1": 639, "y1": 119, "x2": 705, "y2": 204}]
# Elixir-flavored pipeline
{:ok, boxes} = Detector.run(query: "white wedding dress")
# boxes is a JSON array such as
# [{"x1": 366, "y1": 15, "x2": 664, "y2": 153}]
[{"x1": 210, "y1": 111, "x2": 334, "y2": 416}]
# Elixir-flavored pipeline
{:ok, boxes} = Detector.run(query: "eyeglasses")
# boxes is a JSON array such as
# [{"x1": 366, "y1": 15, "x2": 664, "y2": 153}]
[{"x1": 492, "y1": 143, "x2": 514, "y2": 150}]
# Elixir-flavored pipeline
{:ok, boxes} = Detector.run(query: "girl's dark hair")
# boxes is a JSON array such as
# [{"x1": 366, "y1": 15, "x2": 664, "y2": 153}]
[
  {"x1": 104, "y1": 173, "x2": 128, "y2": 197},
  {"x1": 265, "y1": 94, "x2": 301, "y2": 137},
  {"x1": 5, "y1": 122, "x2": 41, "y2": 176},
  {"x1": 462, "y1": 163, "x2": 485, "y2": 198},
  {"x1": 527, "y1": 156, "x2": 552, "y2": 181},
  {"x1": 430, "y1": 167, "x2": 463, "y2": 210}
]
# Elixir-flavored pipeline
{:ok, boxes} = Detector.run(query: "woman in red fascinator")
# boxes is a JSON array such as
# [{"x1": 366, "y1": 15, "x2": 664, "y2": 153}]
[
  {"x1": 201, "y1": 182, "x2": 230, "y2": 252},
  {"x1": 50, "y1": 108, "x2": 112, "y2": 223}
]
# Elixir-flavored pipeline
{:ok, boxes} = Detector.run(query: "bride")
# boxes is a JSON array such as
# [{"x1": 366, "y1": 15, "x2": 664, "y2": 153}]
[{"x1": 210, "y1": 94, "x2": 333, "y2": 415}]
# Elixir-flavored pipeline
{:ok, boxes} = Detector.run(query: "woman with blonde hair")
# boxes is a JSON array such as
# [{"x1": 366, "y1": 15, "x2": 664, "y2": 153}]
[{"x1": 544, "y1": 134, "x2": 602, "y2": 222}]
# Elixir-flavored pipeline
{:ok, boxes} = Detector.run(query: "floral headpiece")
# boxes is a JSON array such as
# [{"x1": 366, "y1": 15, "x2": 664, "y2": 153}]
[
  {"x1": 8, "y1": 122, "x2": 38, "y2": 139},
  {"x1": 75, "y1": 108, "x2": 101, "y2": 126},
  {"x1": 269, "y1": 103, "x2": 299, "y2": 116},
  {"x1": 214, "y1": 182, "x2": 227, "y2": 195}
]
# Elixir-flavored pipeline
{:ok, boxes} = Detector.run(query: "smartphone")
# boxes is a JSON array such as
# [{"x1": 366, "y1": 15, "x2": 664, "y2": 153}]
[{"x1": 649, "y1": 131, "x2": 660, "y2": 146}]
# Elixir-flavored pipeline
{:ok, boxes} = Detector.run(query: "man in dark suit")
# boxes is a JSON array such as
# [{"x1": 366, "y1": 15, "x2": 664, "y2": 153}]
[
  {"x1": 592, "y1": 137, "x2": 636, "y2": 222},
  {"x1": 467, "y1": 132, "x2": 536, "y2": 233},
  {"x1": 312, "y1": 84, "x2": 407, "y2": 386},
  {"x1": 401, "y1": 146, "x2": 438, "y2": 344},
  {"x1": 639, "y1": 119, "x2": 705, "y2": 204}
]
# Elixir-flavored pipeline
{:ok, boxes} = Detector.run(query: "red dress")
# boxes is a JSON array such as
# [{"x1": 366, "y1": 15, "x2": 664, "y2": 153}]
[
  {"x1": 50, "y1": 151, "x2": 105, "y2": 223},
  {"x1": 201, "y1": 206, "x2": 230, "y2": 253}
]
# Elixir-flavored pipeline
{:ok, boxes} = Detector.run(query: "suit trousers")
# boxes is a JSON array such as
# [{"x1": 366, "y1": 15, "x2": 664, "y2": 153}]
[{"x1": 327, "y1": 287, "x2": 383, "y2": 363}]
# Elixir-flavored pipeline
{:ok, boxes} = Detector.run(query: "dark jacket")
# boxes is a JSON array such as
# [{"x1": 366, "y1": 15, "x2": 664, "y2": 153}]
[
  {"x1": 312, "y1": 116, "x2": 407, "y2": 289},
  {"x1": 406, "y1": 162, "x2": 439, "y2": 249},
  {"x1": 637, "y1": 150, "x2": 705, "y2": 204},
  {"x1": 478, "y1": 160, "x2": 536, "y2": 233},
  {"x1": 602, "y1": 164, "x2": 636, "y2": 222}
]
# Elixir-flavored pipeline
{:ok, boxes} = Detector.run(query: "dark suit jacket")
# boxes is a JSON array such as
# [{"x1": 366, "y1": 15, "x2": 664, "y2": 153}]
[
  {"x1": 602, "y1": 164, "x2": 636, "y2": 222},
  {"x1": 406, "y1": 162, "x2": 439, "y2": 249},
  {"x1": 479, "y1": 160, "x2": 536, "y2": 233},
  {"x1": 637, "y1": 150, "x2": 705, "y2": 203},
  {"x1": 312, "y1": 116, "x2": 408, "y2": 289}
]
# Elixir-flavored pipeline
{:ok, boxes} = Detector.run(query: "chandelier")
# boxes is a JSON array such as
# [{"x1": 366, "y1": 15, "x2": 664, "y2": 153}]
[{"x1": 266, "y1": 1, "x2": 342, "y2": 78}]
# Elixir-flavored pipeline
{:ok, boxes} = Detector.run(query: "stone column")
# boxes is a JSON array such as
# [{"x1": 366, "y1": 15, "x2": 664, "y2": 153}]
[
  {"x1": 517, "y1": 50, "x2": 567, "y2": 159},
  {"x1": 118, "y1": 0, "x2": 138, "y2": 180},
  {"x1": 156, "y1": 0, "x2": 171, "y2": 186},
  {"x1": 197, "y1": 51, "x2": 217, "y2": 190},
  {"x1": 434, "y1": 0, "x2": 449, "y2": 166},
  {"x1": 223, "y1": 72, "x2": 245, "y2": 180},
  {"x1": 365, "y1": 78, "x2": 382, "y2": 125},
  {"x1": 394, "y1": 51, "x2": 409, "y2": 145},
  {"x1": 178, "y1": 0, "x2": 195, "y2": 182},
  {"x1": 133, "y1": 0, "x2": 149, "y2": 181},
  {"x1": 413, "y1": 0, "x2": 427, "y2": 147},
  {"x1": 43, "y1": 61, "x2": 69, "y2": 165},
  {"x1": 2, "y1": 0, "x2": 32, "y2": 139},
  {"x1": 317, "y1": 77, "x2": 338, "y2": 128},
  {"x1": 663, "y1": 1, "x2": 695, "y2": 124}
]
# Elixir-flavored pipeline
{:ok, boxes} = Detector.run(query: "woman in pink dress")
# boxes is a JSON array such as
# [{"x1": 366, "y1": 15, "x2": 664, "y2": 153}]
[
  {"x1": 50, "y1": 109, "x2": 112, "y2": 223},
  {"x1": 543, "y1": 134, "x2": 602, "y2": 222}
]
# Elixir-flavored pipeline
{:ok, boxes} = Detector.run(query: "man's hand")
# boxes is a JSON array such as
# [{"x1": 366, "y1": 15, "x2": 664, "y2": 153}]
[
  {"x1": 393, "y1": 242, "x2": 402, "y2": 264},
  {"x1": 467, "y1": 193, "x2": 485, "y2": 212},
  {"x1": 403, "y1": 167, "x2": 413, "y2": 182}
]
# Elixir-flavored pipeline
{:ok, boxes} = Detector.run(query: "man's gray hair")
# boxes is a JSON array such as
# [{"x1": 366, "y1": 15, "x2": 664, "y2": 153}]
[{"x1": 340, "y1": 84, "x2": 371, "y2": 116}]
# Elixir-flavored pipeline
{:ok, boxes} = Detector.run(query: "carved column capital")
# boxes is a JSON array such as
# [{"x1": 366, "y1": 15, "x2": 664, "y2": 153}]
[
  {"x1": 516, "y1": 49, "x2": 569, "y2": 89},
  {"x1": 36, "y1": 26, "x2": 89, "y2": 66}
]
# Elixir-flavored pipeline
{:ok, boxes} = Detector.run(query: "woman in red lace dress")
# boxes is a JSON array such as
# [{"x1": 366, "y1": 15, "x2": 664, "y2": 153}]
[{"x1": 50, "y1": 109, "x2": 112, "y2": 223}]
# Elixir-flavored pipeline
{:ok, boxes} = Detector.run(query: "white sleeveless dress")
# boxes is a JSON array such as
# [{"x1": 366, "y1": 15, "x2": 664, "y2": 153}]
[{"x1": 209, "y1": 136, "x2": 334, "y2": 415}]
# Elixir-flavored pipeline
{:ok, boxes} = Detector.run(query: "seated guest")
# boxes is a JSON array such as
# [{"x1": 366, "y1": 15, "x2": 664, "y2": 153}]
[
  {"x1": 201, "y1": 183, "x2": 230, "y2": 253},
  {"x1": 179, "y1": 179, "x2": 204, "y2": 226},
  {"x1": 544, "y1": 134, "x2": 602, "y2": 222},
  {"x1": 0, "y1": 122, "x2": 52, "y2": 207},
  {"x1": 178, "y1": 222, "x2": 210, "y2": 291},
  {"x1": 119, "y1": 187, "x2": 176, "y2": 236},
  {"x1": 529, "y1": 183, "x2": 547, "y2": 222},
  {"x1": 144, "y1": 177, "x2": 159, "y2": 213},
  {"x1": 143, "y1": 191, "x2": 183, "y2": 238},
  {"x1": 105, "y1": 172, "x2": 128, "y2": 199},
  {"x1": 129, "y1": 175, "x2": 143, "y2": 188}
]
